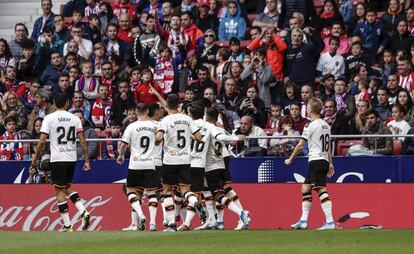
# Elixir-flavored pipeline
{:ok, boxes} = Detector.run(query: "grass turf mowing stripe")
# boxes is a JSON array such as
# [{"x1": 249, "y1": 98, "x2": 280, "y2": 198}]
[{"x1": 1, "y1": 230, "x2": 413, "y2": 254}]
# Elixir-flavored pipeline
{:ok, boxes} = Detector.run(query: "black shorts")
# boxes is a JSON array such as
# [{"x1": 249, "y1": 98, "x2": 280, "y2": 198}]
[
  {"x1": 304, "y1": 160, "x2": 329, "y2": 188},
  {"x1": 205, "y1": 168, "x2": 231, "y2": 193},
  {"x1": 155, "y1": 166, "x2": 163, "y2": 190},
  {"x1": 161, "y1": 164, "x2": 191, "y2": 186},
  {"x1": 50, "y1": 161, "x2": 77, "y2": 187},
  {"x1": 127, "y1": 169, "x2": 160, "y2": 190},
  {"x1": 224, "y1": 156, "x2": 230, "y2": 171},
  {"x1": 190, "y1": 167, "x2": 205, "y2": 193}
]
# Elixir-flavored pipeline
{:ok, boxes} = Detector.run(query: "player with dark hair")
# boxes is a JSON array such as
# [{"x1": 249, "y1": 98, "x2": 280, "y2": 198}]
[
  {"x1": 285, "y1": 98, "x2": 335, "y2": 230},
  {"x1": 31, "y1": 93, "x2": 91, "y2": 232},
  {"x1": 155, "y1": 94, "x2": 205, "y2": 231}
]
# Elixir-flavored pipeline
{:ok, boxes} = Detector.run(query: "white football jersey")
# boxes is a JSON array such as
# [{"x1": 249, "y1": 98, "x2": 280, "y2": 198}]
[
  {"x1": 158, "y1": 113, "x2": 200, "y2": 165},
  {"x1": 122, "y1": 120, "x2": 158, "y2": 170},
  {"x1": 40, "y1": 111, "x2": 83, "y2": 162},
  {"x1": 301, "y1": 118, "x2": 331, "y2": 162},
  {"x1": 151, "y1": 120, "x2": 163, "y2": 167},
  {"x1": 206, "y1": 126, "x2": 227, "y2": 172},
  {"x1": 191, "y1": 120, "x2": 223, "y2": 168}
]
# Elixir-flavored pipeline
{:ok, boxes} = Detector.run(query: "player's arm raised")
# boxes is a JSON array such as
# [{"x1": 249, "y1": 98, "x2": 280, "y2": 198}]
[
  {"x1": 78, "y1": 131, "x2": 91, "y2": 171},
  {"x1": 284, "y1": 138, "x2": 306, "y2": 166},
  {"x1": 31, "y1": 133, "x2": 48, "y2": 169}
]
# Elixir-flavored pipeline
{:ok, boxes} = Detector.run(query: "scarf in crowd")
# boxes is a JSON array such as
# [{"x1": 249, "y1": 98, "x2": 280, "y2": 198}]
[
  {"x1": 335, "y1": 93, "x2": 348, "y2": 111},
  {"x1": 154, "y1": 57, "x2": 174, "y2": 94},
  {"x1": 91, "y1": 98, "x2": 112, "y2": 129},
  {"x1": 130, "y1": 79, "x2": 140, "y2": 93},
  {"x1": 167, "y1": 30, "x2": 188, "y2": 57},
  {"x1": 0, "y1": 132, "x2": 23, "y2": 161},
  {"x1": 77, "y1": 75, "x2": 98, "y2": 93},
  {"x1": 398, "y1": 73, "x2": 414, "y2": 92},
  {"x1": 105, "y1": 132, "x2": 121, "y2": 159},
  {"x1": 320, "y1": 11, "x2": 335, "y2": 19},
  {"x1": 324, "y1": 112, "x2": 337, "y2": 127}
]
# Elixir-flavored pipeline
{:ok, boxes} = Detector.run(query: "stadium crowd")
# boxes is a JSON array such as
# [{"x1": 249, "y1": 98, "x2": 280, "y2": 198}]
[{"x1": 2, "y1": 0, "x2": 414, "y2": 161}]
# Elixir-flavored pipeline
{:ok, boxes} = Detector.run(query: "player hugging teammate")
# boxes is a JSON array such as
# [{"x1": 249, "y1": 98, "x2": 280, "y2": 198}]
[{"x1": 118, "y1": 94, "x2": 251, "y2": 231}]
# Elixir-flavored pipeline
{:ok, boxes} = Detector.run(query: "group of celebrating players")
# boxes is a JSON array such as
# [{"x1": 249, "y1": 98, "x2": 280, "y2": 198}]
[{"x1": 30, "y1": 92, "x2": 335, "y2": 232}]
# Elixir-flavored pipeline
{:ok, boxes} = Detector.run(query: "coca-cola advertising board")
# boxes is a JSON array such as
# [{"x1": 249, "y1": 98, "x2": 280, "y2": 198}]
[{"x1": 1, "y1": 184, "x2": 414, "y2": 231}]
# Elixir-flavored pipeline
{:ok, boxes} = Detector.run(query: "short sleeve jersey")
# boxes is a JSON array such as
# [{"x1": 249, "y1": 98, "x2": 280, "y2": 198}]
[
  {"x1": 206, "y1": 126, "x2": 227, "y2": 172},
  {"x1": 190, "y1": 120, "x2": 222, "y2": 168},
  {"x1": 151, "y1": 120, "x2": 163, "y2": 167},
  {"x1": 301, "y1": 118, "x2": 331, "y2": 162},
  {"x1": 122, "y1": 120, "x2": 158, "y2": 170},
  {"x1": 158, "y1": 113, "x2": 200, "y2": 165},
  {"x1": 40, "y1": 111, "x2": 84, "y2": 162}
]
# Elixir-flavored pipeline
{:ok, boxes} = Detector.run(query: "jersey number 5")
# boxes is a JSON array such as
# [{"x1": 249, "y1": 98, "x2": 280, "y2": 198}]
[
  {"x1": 319, "y1": 134, "x2": 329, "y2": 152},
  {"x1": 57, "y1": 126, "x2": 76, "y2": 145},
  {"x1": 177, "y1": 130, "x2": 186, "y2": 148}
]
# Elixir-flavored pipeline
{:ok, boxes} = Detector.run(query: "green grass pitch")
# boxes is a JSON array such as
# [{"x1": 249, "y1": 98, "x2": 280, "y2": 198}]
[{"x1": 1, "y1": 230, "x2": 413, "y2": 254}]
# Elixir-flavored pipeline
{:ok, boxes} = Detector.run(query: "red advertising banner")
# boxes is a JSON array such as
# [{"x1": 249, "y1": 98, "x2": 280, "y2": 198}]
[{"x1": 1, "y1": 184, "x2": 414, "y2": 231}]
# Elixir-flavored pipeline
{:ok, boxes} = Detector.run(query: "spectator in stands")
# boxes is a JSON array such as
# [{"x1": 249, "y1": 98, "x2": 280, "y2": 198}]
[
  {"x1": 112, "y1": 0, "x2": 137, "y2": 23},
  {"x1": 339, "y1": 0, "x2": 352, "y2": 27},
  {"x1": 345, "y1": 41, "x2": 373, "y2": 80},
  {"x1": 278, "y1": 0, "x2": 316, "y2": 29},
  {"x1": 247, "y1": 27, "x2": 287, "y2": 82},
  {"x1": 145, "y1": 0, "x2": 163, "y2": 18},
  {"x1": 100, "y1": 62, "x2": 118, "y2": 96},
  {"x1": 91, "y1": 84, "x2": 112, "y2": 132},
  {"x1": 237, "y1": 85, "x2": 267, "y2": 128},
  {"x1": 91, "y1": 43, "x2": 108, "y2": 76},
  {"x1": 280, "y1": 81, "x2": 301, "y2": 111},
  {"x1": 323, "y1": 98, "x2": 349, "y2": 135},
  {"x1": 135, "y1": 68, "x2": 164, "y2": 105},
  {"x1": 349, "y1": 99, "x2": 371, "y2": 135},
  {"x1": 31, "y1": 0, "x2": 55, "y2": 42},
  {"x1": 53, "y1": 15, "x2": 70, "y2": 45},
  {"x1": 219, "y1": 78, "x2": 241, "y2": 112},
  {"x1": 67, "y1": 10, "x2": 83, "y2": 30},
  {"x1": 396, "y1": 56, "x2": 414, "y2": 96},
  {"x1": 118, "y1": 14, "x2": 134, "y2": 43},
  {"x1": 299, "y1": 84, "x2": 313, "y2": 119},
  {"x1": 101, "y1": 122, "x2": 123, "y2": 159},
  {"x1": 160, "y1": 1, "x2": 174, "y2": 30},
  {"x1": 288, "y1": 102, "x2": 308, "y2": 134},
  {"x1": 265, "y1": 104, "x2": 282, "y2": 129},
  {"x1": 347, "y1": 2, "x2": 366, "y2": 35},
  {"x1": 103, "y1": 24, "x2": 131, "y2": 65},
  {"x1": 374, "y1": 87, "x2": 392, "y2": 122},
  {"x1": 64, "y1": 24, "x2": 93, "y2": 60},
  {"x1": 0, "y1": 39, "x2": 16, "y2": 71},
  {"x1": 35, "y1": 27, "x2": 62, "y2": 68},
  {"x1": 215, "y1": 48, "x2": 230, "y2": 80},
  {"x1": 218, "y1": 0, "x2": 246, "y2": 41},
  {"x1": 322, "y1": 21, "x2": 350, "y2": 55},
  {"x1": 63, "y1": 52, "x2": 79, "y2": 72},
  {"x1": 318, "y1": 73, "x2": 335, "y2": 101},
  {"x1": 84, "y1": 0, "x2": 100, "y2": 17},
  {"x1": 196, "y1": 29, "x2": 219, "y2": 69},
  {"x1": 241, "y1": 48, "x2": 272, "y2": 108},
  {"x1": 181, "y1": 12, "x2": 204, "y2": 49},
  {"x1": 53, "y1": 73, "x2": 74, "y2": 99},
  {"x1": 232, "y1": 114, "x2": 267, "y2": 157},
  {"x1": 84, "y1": 14, "x2": 102, "y2": 45},
  {"x1": 195, "y1": 0, "x2": 218, "y2": 33},
  {"x1": 0, "y1": 66, "x2": 25, "y2": 98},
  {"x1": 73, "y1": 110, "x2": 98, "y2": 160},
  {"x1": 381, "y1": 0, "x2": 406, "y2": 39},
  {"x1": 112, "y1": 80, "x2": 136, "y2": 125},
  {"x1": 362, "y1": 109, "x2": 393, "y2": 155},
  {"x1": 21, "y1": 78, "x2": 40, "y2": 115},
  {"x1": 317, "y1": 36, "x2": 346, "y2": 79},
  {"x1": 17, "y1": 40, "x2": 41, "y2": 82},
  {"x1": 353, "y1": 9, "x2": 384, "y2": 59},
  {"x1": 192, "y1": 65, "x2": 217, "y2": 99},
  {"x1": 284, "y1": 28, "x2": 323, "y2": 87},
  {"x1": 0, "y1": 91, "x2": 26, "y2": 132},
  {"x1": 268, "y1": 115, "x2": 300, "y2": 156},
  {"x1": 318, "y1": 0, "x2": 343, "y2": 39},
  {"x1": 226, "y1": 61, "x2": 249, "y2": 96},
  {"x1": 252, "y1": 0, "x2": 279, "y2": 28},
  {"x1": 28, "y1": 88, "x2": 55, "y2": 133},
  {"x1": 387, "y1": 74, "x2": 404, "y2": 105},
  {"x1": 29, "y1": 117, "x2": 46, "y2": 161},
  {"x1": 388, "y1": 104, "x2": 411, "y2": 141},
  {"x1": 388, "y1": 20, "x2": 413, "y2": 54},
  {"x1": 138, "y1": 14, "x2": 162, "y2": 58},
  {"x1": 334, "y1": 78, "x2": 356, "y2": 119},
  {"x1": 75, "y1": 60, "x2": 99, "y2": 100},
  {"x1": 407, "y1": 6, "x2": 414, "y2": 35},
  {"x1": 99, "y1": 2, "x2": 117, "y2": 35},
  {"x1": 354, "y1": 78, "x2": 370, "y2": 105},
  {"x1": 0, "y1": 116, "x2": 24, "y2": 160},
  {"x1": 228, "y1": 37, "x2": 244, "y2": 63},
  {"x1": 9, "y1": 23, "x2": 29, "y2": 62},
  {"x1": 395, "y1": 90, "x2": 414, "y2": 127},
  {"x1": 69, "y1": 90, "x2": 91, "y2": 121}
]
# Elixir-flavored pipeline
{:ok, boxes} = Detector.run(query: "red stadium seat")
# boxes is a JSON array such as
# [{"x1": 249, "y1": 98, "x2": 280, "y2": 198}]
[
  {"x1": 335, "y1": 139, "x2": 363, "y2": 156},
  {"x1": 248, "y1": 14, "x2": 256, "y2": 25},
  {"x1": 393, "y1": 139, "x2": 402, "y2": 155}
]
